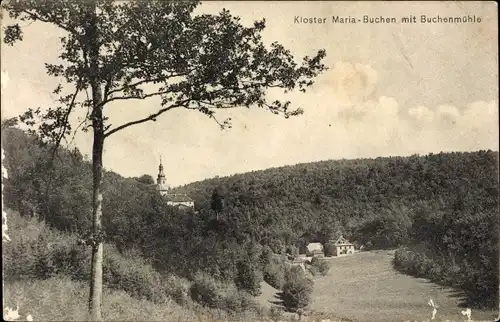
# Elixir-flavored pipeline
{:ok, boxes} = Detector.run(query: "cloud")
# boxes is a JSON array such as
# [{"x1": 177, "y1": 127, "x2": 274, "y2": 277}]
[
  {"x1": 406, "y1": 99, "x2": 498, "y2": 153},
  {"x1": 408, "y1": 106, "x2": 434, "y2": 123},
  {"x1": 309, "y1": 61, "x2": 498, "y2": 160},
  {"x1": 319, "y1": 62, "x2": 378, "y2": 108},
  {"x1": 2, "y1": 54, "x2": 497, "y2": 186}
]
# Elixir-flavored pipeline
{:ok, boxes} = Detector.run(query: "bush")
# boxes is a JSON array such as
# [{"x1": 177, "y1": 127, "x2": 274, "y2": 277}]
[
  {"x1": 165, "y1": 275, "x2": 189, "y2": 305},
  {"x1": 258, "y1": 245, "x2": 273, "y2": 266},
  {"x1": 2, "y1": 210, "x2": 90, "y2": 281},
  {"x1": 307, "y1": 264, "x2": 318, "y2": 276},
  {"x1": 235, "y1": 259, "x2": 262, "y2": 296},
  {"x1": 310, "y1": 257, "x2": 330, "y2": 276},
  {"x1": 393, "y1": 245, "x2": 499, "y2": 309},
  {"x1": 189, "y1": 272, "x2": 222, "y2": 308},
  {"x1": 189, "y1": 272, "x2": 257, "y2": 313},
  {"x1": 263, "y1": 257, "x2": 287, "y2": 290},
  {"x1": 223, "y1": 288, "x2": 257, "y2": 313},
  {"x1": 103, "y1": 244, "x2": 167, "y2": 303},
  {"x1": 324, "y1": 242, "x2": 336, "y2": 257},
  {"x1": 286, "y1": 245, "x2": 299, "y2": 258},
  {"x1": 2, "y1": 210, "x2": 189, "y2": 305},
  {"x1": 3, "y1": 276, "x2": 205, "y2": 322},
  {"x1": 281, "y1": 266, "x2": 313, "y2": 312}
]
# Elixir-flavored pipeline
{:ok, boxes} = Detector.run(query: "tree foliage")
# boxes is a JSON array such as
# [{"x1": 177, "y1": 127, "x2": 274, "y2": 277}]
[
  {"x1": 134, "y1": 174, "x2": 155, "y2": 185},
  {"x1": 281, "y1": 266, "x2": 313, "y2": 312},
  {"x1": 4, "y1": 0, "x2": 327, "y2": 141},
  {"x1": 211, "y1": 186, "x2": 224, "y2": 219},
  {"x1": 3, "y1": 1, "x2": 327, "y2": 318}
]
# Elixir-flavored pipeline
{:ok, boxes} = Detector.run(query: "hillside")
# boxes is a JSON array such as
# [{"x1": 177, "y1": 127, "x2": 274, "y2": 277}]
[
  {"x1": 176, "y1": 150, "x2": 498, "y2": 248},
  {"x1": 2, "y1": 123, "x2": 499, "y2": 315},
  {"x1": 173, "y1": 148, "x2": 499, "y2": 309}
]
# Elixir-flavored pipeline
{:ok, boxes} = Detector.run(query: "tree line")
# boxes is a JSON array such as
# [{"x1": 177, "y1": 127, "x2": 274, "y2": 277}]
[{"x1": 2, "y1": 121, "x2": 498, "y2": 309}]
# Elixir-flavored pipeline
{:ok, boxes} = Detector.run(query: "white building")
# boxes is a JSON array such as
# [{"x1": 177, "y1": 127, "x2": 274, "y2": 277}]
[
  {"x1": 156, "y1": 158, "x2": 194, "y2": 209},
  {"x1": 306, "y1": 242, "x2": 324, "y2": 257},
  {"x1": 330, "y1": 235, "x2": 355, "y2": 256}
]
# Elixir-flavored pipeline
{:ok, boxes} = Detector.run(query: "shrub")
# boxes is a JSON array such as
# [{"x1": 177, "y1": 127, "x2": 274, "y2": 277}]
[
  {"x1": 281, "y1": 266, "x2": 313, "y2": 312},
  {"x1": 2, "y1": 210, "x2": 89, "y2": 281},
  {"x1": 3, "y1": 210, "x2": 190, "y2": 305},
  {"x1": 103, "y1": 244, "x2": 167, "y2": 303},
  {"x1": 3, "y1": 276, "x2": 205, "y2": 322},
  {"x1": 310, "y1": 257, "x2": 330, "y2": 276},
  {"x1": 234, "y1": 259, "x2": 263, "y2": 296},
  {"x1": 307, "y1": 264, "x2": 318, "y2": 276},
  {"x1": 258, "y1": 245, "x2": 273, "y2": 268},
  {"x1": 269, "y1": 239, "x2": 285, "y2": 255},
  {"x1": 263, "y1": 257, "x2": 287, "y2": 290},
  {"x1": 189, "y1": 272, "x2": 224, "y2": 308},
  {"x1": 324, "y1": 242, "x2": 336, "y2": 257},
  {"x1": 393, "y1": 245, "x2": 499, "y2": 309},
  {"x1": 223, "y1": 288, "x2": 257, "y2": 313},
  {"x1": 165, "y1": 275, "x2": 189, "y2": 305},
  {"x1": 286, "y1": 245, "x2": 299, "y2": 258},
  {"x1": 189, "y1": 272, "x2": 257, "y2": 313}
]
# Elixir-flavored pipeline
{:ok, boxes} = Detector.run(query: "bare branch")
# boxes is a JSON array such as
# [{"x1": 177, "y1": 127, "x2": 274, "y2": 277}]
[
  {"x1": 197, "y1": 100, "x2": 234, "y2": 109},
  {"x1": 209, "y1": 113, "x2": 232, "y2": 130},
  {"x1": 50, "y1": 79, "x2": 82, "y2": 166},
  {"x1": 105, "y1": 77, "x2": 165, "y2": 97},
  {"x1": 99, "y1": 89, "x2": 171, "y2": 107},
  {"x1": 20, "y1": 9, "x2": 76, "y2": 35},
  {"x1": 105, "y1": 70, "x2": 193, "y2": 99},
  {"x1": 184, "y1": 101, "x2": 232, "y2": 129},
  {"x1": 104, "y1": 99, "x2": 190, "y2": 137},
  {"x1": 69, "y1": 103, "x2": 91, "y2": 146},
  {"x1": 41, "y1": 78, "x2": 81, "y2": 226}
]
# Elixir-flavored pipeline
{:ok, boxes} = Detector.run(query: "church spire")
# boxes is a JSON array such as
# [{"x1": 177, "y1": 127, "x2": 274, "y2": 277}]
[{"x1": 157, "y1": 156, "x2": 166, "y2": 186}]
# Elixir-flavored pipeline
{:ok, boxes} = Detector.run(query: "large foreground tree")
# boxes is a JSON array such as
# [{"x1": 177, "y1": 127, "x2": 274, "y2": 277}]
[{"x1": 2, "y1": 0, "x2": 326, "y2": 320}]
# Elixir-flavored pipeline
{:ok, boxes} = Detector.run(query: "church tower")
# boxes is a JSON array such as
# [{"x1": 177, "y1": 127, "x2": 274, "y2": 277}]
[
  {"x1": 156, "y1": 156, "x2": 169, "y2": 193},
  {"x1": 155, "y1": 156, "x2": 195, "y2": 208}
]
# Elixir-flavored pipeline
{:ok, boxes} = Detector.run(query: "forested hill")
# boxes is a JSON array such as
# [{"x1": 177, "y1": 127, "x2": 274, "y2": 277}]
[
  {"x1": 175, "y1": 149, "x2": 499, "y2": 247},
  {"x1": 3, "y1": 122, "x2": 498, "y2": 307},
  {"x1": 3, "y1": 121, "x2": 498, "y2": 251}
]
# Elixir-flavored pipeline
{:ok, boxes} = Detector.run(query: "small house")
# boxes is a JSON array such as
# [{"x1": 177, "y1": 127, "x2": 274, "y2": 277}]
[
  {"x1": 306, "y1": 242, "x2": 324, "y2": 257},
  {"x1": 330, "y1": 235, "x2": 355, "y2": 256}
]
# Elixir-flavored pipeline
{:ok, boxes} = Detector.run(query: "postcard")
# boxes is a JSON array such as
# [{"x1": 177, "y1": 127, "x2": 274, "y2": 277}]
[{"x1": 2, "y1": 1, "x2": 498, "y2": 321}]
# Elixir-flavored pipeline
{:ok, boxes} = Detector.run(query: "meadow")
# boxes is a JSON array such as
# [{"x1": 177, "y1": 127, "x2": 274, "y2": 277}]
[{"x1": 308, "y1": 251, "x2": 498, "y2": 322}]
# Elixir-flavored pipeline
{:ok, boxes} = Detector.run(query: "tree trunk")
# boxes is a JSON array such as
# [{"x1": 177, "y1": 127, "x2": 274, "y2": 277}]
[
  {"x1": 89, "y1": 127, "x2": 104, "y2": 321},
  {"x1": 87, "y1": 1, "x2": 104, "y2": 320}
]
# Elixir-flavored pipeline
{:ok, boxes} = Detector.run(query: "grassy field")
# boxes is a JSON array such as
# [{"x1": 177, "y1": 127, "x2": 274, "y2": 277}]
[
  {"x1": 3, "y1": 276, "x2": 207, "y2": 321},
  {"x1": 3, "y1": 276, "x2": 270, "y2": 322},
  {"x1": 3, "y1": 251, "x2": 498, "y2": 322},
  {"x1": 308, "y1": 250, "x2": 498, "y2": 322}
]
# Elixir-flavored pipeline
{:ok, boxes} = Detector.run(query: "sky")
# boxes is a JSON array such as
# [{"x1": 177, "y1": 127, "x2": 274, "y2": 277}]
[{"x1": 1, "y1": 1, "x2": 498, "y2": 187}]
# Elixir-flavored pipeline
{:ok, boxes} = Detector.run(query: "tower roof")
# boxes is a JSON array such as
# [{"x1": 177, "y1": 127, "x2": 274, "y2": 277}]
[
  {"x1": 158, "y1": 155, "x2": 164, "y2": 171},
  {"x1": 157, "y1": 157, "x2": 169, "y2": 189}
]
